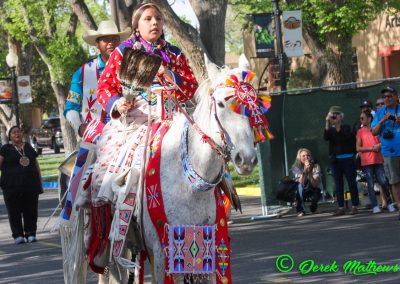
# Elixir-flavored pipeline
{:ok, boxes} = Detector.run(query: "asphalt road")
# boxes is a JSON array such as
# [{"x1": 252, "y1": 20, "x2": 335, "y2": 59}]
[{"x1": 0, "y1": 190, "x2": 399, "y2": 283}]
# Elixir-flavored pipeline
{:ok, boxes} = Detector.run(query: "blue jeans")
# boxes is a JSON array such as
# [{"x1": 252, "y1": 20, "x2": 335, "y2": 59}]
[
  {"x1": 296, "y1": 183, "x2": 321, "y2": 213},
  {"x1": 296, "y1": 184, "x2": 304, "y2": 212},
  {"x1": 331, "y1": 157, "x2": 359, "y2": 207},
  {"x1": 362, "y1": 164, "x2": 392, "y2": 207}
]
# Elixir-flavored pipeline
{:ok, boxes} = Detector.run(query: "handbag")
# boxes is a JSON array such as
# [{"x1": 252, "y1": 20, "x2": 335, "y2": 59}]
[{"x1": 276, "y1": 176, "x2": 298, "y2": 203}]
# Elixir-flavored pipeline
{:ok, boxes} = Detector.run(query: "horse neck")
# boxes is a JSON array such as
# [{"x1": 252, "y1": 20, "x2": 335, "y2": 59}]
[{"x1": 188, "y1": 97, "x2": 224, "y2": 182}]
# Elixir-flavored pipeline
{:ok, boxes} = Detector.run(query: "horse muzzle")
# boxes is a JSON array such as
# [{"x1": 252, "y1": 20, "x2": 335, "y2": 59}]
[{"x1": 231, "y1": 148, "x2": 257, "y2": 175}]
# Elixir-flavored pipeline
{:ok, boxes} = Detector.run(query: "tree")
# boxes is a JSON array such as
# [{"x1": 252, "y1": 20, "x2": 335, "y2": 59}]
[
  {"x1": 231, "y1": 0, "x2": 400, "y2": 86},
  {"x1": 0, "y1": 0, "x2": 96, "y2": 153}
]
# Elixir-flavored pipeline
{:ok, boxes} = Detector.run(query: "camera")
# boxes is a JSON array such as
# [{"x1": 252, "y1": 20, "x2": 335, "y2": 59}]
[
  {"x1": 331, "y1": 115, "x2": 337, "y2": 120},
  {"x1": 382, "y1": 129, "x2": 394, "y2": 139},
  {"x1": 388, "y1": 114, "x2": 396, "y2": 121}
]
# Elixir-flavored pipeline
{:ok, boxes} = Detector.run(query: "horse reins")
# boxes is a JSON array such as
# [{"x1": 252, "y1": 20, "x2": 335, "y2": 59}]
[{"x1": 157, "y1": 74, "x2": 231, "y2": 160}]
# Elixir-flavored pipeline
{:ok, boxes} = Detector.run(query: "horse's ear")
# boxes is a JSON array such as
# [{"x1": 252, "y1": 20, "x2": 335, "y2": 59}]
[{"x1": 204, "y1": 53, "x2": 220, "y2": 79}]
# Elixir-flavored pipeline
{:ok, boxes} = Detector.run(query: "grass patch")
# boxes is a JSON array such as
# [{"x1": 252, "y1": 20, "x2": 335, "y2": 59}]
[
  {"x1": 36, "y1": 155, "x2": 262, "y2": 187},
  {"x1": 38, "y1": 153, "x2": 65, "y2": 181},
  {"x1": 228, "y1": 163, "x2": 260, "y2": 188}
]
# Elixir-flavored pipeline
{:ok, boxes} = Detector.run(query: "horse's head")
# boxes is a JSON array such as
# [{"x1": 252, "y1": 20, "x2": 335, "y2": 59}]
[{"x1": 194, "y1": 61, "x2": 272, "y2": 175}]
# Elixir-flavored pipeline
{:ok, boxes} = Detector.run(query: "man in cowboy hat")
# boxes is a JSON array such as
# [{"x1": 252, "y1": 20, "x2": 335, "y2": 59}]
[
  {"x1": 61, "y1": 21, "x2": 130, "y2": 283},
  {"x1": 64, "y1": 20, "x2": 130, "y2": 137}
]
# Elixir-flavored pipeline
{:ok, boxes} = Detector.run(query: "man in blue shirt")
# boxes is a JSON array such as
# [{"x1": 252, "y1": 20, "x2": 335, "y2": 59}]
[
  {"x1": 371, "y1": 86, "x2": 400, "y2": 219},
  {"x1": 64, "y1": 20, "x2": 130, "y2": 137}
]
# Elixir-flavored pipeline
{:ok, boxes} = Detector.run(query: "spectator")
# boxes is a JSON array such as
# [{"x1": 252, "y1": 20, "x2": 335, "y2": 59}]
[
  {"x1": 375, "y1": 98, "x2": 385, "y2": 110},
  {"x1": 0, "y1": 126, "x2": 43, "y2": 244},
  {"x1": 64, "y1": 20, "x2": 130, "y2": 137},
  {"x1": 353, "y1": 100, "x2": 374, "y2": 133},
  {"x1": 324, "y1": 106, "x2": 359, "y2": 216},
  {"x1": 360, "y1": 100, "x2": 375, "y2": 116},
  {"x1": 371, "y1": 86, "x2": 400, "y2": 219},
  {"x1": 291, "y1": 148, "x2": 322, "y2": 216},
  {"x1": 356, "y1": 111, "x2": 395, "y2": 213}
]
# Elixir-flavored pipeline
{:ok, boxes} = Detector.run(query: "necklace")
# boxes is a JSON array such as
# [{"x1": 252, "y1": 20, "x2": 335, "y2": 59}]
[{"x1": 13, "y1": 144, "x2": 30, "y2": 167}]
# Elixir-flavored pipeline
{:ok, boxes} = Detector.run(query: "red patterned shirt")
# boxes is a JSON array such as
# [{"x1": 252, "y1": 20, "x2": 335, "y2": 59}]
[{"x1": 97, "y1": 37, "x2": 198, "y2": 115}]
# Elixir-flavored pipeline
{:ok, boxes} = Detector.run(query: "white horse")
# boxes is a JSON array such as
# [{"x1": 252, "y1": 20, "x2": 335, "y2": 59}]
[
  {"x1": 140, "y1": 62, "x2": 259, "y2": 283},
  {"x1": 62, "y1": 62, "x2": 263, "y2": 284}
]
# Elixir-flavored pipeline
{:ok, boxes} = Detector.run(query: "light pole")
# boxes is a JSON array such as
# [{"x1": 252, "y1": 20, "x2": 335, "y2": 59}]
[
  {"x1": 272, "y1": 0, "x2": 289, "y2": 176},
  {"x1": 6, "y1": 51, "x2": 20, "y2": 127}
]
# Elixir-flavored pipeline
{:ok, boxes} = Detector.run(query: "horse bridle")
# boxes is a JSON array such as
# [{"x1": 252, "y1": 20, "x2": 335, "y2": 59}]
[{"x1": 158, "y1": 74, "x2": 234, "y2": 162}]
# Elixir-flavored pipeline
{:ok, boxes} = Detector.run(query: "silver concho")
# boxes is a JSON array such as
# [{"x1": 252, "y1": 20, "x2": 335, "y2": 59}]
[{"x1": 19, "y1": 156, "x2": 30, "y2": 167}]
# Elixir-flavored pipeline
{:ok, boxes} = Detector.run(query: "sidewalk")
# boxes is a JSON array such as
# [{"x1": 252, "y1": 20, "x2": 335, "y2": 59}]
[{"x1": 234, "y1": 186, "x2": 379, "y2": 220}]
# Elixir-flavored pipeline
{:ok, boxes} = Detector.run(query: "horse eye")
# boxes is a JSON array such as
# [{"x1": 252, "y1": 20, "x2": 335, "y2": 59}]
[{"x1": 217, "y1": 101, "x2": 224, "y2": 108}]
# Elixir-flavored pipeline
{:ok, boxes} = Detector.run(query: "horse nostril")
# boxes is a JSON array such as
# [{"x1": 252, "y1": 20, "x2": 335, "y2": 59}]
[
  {"x1": 252, "y1": 156, "x2": 258, "y2": 165},
  {"x1": 234, "y1": 153, "x2": 243, "y2": 166}
]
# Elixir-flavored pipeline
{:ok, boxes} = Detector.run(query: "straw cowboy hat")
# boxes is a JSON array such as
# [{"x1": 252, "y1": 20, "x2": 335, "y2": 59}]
[{"x1": 83, "y1": 20, "x2": 131, "y2": 46}]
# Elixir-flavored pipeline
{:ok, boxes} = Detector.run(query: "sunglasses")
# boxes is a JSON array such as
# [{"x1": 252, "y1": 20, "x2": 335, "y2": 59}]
[
  {"x1": 376, "y1": 102, "x2": 385, "y2": 106},
  {"x1": 359, "y1": 117, "x2": 366, "y2": 120},
  {"x1": 382, "y1": 95, "x2": 394, "y2": 99}
]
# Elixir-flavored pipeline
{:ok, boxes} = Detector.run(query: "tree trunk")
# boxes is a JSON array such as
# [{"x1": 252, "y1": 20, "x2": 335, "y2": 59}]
[
  {"x1": 51, "y1": 82, "x2": 77, "y2": 154},
  {"x1": 153, "y1": 0, "x2": 209, "y2": 81},
  {"x1": 323, "y1": 33, "x2": 353, "y2": 86},
  {"x1": 303, "y1": 25, "x2": 353, "y2": 87},
  {"x1": 189, "y1": 0, "x2": 227, "y2": 66},
  {"x1": 69, "y1": 0, "x2": 97, "y2": 30}
]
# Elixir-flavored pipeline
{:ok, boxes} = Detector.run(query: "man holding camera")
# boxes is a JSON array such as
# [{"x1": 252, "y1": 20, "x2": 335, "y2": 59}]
[
  {"x1": 324, "y1": 106, "x2": 359, "y2": 216},
  {"x1": 371, "y1": 86, "x2": 400, "y2": 218}
]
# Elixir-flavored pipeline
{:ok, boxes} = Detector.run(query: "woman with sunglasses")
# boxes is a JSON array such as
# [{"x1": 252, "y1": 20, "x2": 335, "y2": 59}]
[
  {"x1": 356, "y1": 111, "x2": 395, "y2": 213},
  {"x1": 375, "y1": 98, "x2": 385, "y2": 110}
]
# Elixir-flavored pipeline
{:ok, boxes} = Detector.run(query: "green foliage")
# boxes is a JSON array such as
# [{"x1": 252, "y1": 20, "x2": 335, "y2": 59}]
[
  {"x1": 47, "y1": 36, "x2": 88, "y2": 84},
  {"x1": 229, "y1": 163, "x2": 260, "y2": 187},
  {"x1": 30, "y1": 53, "x2": 58, "y2": 114},
  {"x1": 300, "y1": 0, "x2": 387, "y2": 41},
  {"x1": 287, "y1": 67, "x2": 313, "y2": 90},
  {"x1": 0, "y1": 27, "x2": 9, "y2": 78},
  {"x1": 230, "y1": 0, "x2": 400, "y2": 44},
  {"x1": 225, "y1": 5, "x2": 246, "y2": 54}
]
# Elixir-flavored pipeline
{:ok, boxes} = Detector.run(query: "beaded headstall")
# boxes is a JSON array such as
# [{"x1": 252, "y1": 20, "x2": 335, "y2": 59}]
[{"x1": 213, "y1": 70, "x2": 273, "y2": 143}]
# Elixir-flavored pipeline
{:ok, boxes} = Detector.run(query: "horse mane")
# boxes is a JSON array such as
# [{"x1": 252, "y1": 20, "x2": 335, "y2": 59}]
[{"x1": 192, "y1": 66, "x2": 232, "y2": 116}]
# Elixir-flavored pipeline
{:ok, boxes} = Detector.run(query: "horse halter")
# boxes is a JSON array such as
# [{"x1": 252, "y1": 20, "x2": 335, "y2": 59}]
[{"x1": 158, "y1": 74, "x2": 233, "y2": 160}]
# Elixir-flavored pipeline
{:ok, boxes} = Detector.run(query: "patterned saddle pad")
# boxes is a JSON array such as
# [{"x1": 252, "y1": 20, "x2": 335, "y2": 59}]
[{"x1": 168, "y1": 225, "x2": 216, "y2": 274}]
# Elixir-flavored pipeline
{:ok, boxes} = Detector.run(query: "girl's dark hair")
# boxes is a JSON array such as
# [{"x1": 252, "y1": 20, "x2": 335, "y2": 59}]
[
  {"x1": 131, "y1": 2, "x2": 163, "y2": 41},
  {"x1": 362, "y1": 110, "x2": 373, "y2": 121},
  {"x1": 8, "y1": 125, "x2": 20, "y2": 141}
]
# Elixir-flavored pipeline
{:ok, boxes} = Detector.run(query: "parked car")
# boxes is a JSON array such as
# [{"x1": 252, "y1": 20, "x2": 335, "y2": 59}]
[{"x1": 30, "y1": 117, "x2": 63, "y2": 154}]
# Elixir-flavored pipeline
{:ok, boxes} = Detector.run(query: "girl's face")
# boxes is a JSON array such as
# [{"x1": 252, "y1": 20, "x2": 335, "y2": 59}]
[
  {"x1": 360, "y1": 113, "x2": 371, "y2": 126},
  {"x1": 299, "y1": 151, "x2": 311, "y2": 165},
  {"x1": 137, "y1": 7, "x2": 163, "y2": 43}
]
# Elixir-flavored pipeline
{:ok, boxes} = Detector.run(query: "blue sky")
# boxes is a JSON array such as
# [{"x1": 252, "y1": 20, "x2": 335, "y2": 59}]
[{"x1": 170, "y1": 0, "x2": 199, "y2": 27}]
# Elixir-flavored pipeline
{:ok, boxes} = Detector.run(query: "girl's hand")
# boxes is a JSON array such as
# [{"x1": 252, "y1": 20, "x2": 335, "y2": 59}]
[
  {"x1": 116, "y1": 97, "x2": 134, "y2": 115},
  {"x1": 158, "y1": 65, "x2": 173, "y2": 82}
]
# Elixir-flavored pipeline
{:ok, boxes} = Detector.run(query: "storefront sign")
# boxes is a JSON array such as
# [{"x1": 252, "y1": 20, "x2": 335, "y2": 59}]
[{"x1": 385, "y1": 14, "x2": 400, "y2": 28}]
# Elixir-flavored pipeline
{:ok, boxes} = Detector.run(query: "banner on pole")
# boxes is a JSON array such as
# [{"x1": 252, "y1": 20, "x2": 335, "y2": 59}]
[
  {"x1": 282, "y1": 11, "x2": 304, "y2": 57},
  {"x1": 252, "y1": 13, "x2": 275, "y2": 58},
  {"x1": 0, "y1": 80, "x2": 13, "y2": 103},
  {"x1": 17, "y1": 75, "x2": 32, "y2": 104}
]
